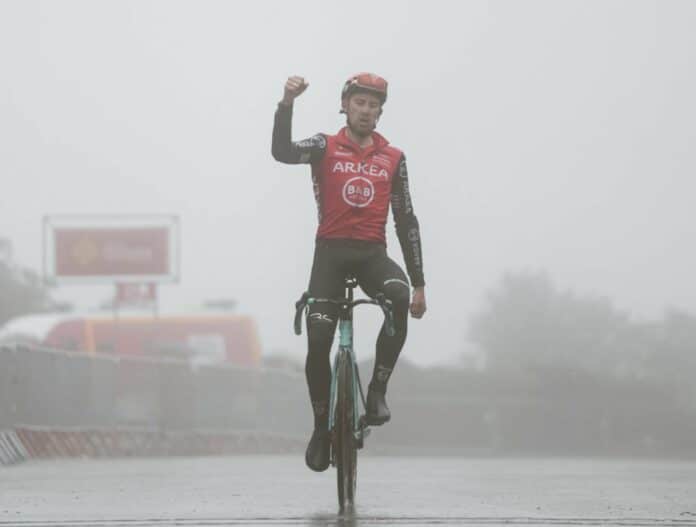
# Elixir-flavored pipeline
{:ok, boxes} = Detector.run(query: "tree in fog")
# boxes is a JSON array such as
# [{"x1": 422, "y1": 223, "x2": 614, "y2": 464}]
[
  {"x1": 644, "y1": 310, "x2": 696, "y2": 406},
  {"x1": 469, "y1": 271, "x2": 630, "y2": 376},
  {"x1": 0, "y1": 260, "x2": 53, "y2": 326},
  {"x1": 469, "y1": 271, "x2": 696, "y2": 404},
  {"x1": 467, "y1": 272, "x2": 696, "y2": 453}
]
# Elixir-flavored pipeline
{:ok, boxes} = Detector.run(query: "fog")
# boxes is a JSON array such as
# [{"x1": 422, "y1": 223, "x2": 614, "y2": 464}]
[
  {"x1": 4, "y1": 4, "x2": 696, "y2": 524},
  {"x1": 2, "y1": 1, "x2": 695, "y2": 366}
]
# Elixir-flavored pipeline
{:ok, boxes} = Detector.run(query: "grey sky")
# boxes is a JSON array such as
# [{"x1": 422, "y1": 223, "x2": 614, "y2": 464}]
[{"x1": 1, "y1": 1, "x2": 695, "y2": 365}]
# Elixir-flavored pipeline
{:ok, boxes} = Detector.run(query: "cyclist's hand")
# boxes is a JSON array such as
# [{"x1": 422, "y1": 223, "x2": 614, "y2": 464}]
[
  {"x1": 410, "y1": 286, "x2": 426, "y2": 319},
  {"x1": 281, "y1": 76, "x2": 308, "y2": 106}
]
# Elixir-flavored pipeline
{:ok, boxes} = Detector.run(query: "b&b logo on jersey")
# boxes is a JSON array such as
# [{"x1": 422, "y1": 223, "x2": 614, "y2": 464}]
[{"x1": 342, "y1": 177, "x2": 375, "y2": 208}]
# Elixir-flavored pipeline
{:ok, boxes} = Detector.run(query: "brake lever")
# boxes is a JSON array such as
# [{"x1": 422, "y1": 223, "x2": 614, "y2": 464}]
[{"x1": 294, "y1": 292, "x2": 310, "y2": 336}]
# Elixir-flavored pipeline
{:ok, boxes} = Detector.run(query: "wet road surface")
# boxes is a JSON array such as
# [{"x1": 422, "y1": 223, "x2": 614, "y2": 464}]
[{"x1": 2, "y1": 456, "x2": 695, "y2": 526}]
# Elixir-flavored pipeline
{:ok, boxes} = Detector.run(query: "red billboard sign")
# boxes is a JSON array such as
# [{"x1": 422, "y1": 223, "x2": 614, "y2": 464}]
[
  {"x1": 53, "y1": 227, "x2": 169, "y2": 277},
  {"x1": 44, "y1": 216, "x2": 179, "y2": 284}
]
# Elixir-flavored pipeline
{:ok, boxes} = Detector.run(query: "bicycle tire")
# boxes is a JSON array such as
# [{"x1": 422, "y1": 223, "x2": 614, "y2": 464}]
[{"x1": 335, "y1": 350, "x2": 357, "y2": 510}]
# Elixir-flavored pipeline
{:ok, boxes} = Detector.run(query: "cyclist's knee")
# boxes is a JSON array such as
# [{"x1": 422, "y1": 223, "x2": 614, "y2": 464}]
[
  {"x1": 306, "y1": 310, "x2": 338, "y2": 352},
  {"x1": 382, "y1": 279, "x2": 410, "y2": 313}
]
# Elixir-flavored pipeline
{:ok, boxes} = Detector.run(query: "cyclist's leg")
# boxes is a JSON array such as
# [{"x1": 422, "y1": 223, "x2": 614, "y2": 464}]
[
  {"x1": 305, "y1": 240, "x2": 345, "y2": 430},
  {"x1": 356, "y1": 247, "x2": 410, "y2": 394}
]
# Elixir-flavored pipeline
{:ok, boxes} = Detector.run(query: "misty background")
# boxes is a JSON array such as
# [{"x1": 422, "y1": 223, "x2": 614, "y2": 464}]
[
  {"x1": 1, "y1": 0, "x2": 695, "y2": 368},
  {"x1": 5, "y1": 5, "x2": 696, "y2": 524}
]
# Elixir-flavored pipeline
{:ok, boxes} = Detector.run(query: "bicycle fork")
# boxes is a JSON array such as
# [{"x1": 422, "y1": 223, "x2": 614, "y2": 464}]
[{"x1": 328, "y1": 318, "x2": 370, "y2": 456}]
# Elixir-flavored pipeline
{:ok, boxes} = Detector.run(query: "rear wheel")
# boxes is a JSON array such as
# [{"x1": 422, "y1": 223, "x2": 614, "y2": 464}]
[{"x1": 335, "y1": 350, "x2": 357, "y2": 510}]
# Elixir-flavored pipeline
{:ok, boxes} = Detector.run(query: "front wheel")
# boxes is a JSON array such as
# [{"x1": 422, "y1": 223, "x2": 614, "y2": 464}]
[{"x1": 334, "y1": 350, "x2": 357, "y2": 510}]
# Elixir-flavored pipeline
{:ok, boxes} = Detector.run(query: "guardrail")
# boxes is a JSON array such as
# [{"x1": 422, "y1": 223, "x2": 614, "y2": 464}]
[
  {"x1": 0, "y1": 344, "x2": 307, "y2": 465},
  {"x1": 5, "y1": 344, "x2": 696, "y2": 465}
]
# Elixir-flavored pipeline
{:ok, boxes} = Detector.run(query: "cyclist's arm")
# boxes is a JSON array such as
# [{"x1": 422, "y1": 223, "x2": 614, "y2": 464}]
[
  {"x1": 390, "y1": 155, "x2": 425, "y2": 288},
  {"x1": 271, "y1": 103, "x2": 326, "y2": 164}
]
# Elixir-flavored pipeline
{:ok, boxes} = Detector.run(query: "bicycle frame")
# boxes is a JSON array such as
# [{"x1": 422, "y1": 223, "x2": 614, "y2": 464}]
[
  {"x1": 294, "y1": 279, "x2": 395, "y2": 444},
  {"x1": 293, "y1": 279, "x2": 394, "y2": 510},
  {"x1": 328, "y1": 317, "x2": 363, "y2": 439}
]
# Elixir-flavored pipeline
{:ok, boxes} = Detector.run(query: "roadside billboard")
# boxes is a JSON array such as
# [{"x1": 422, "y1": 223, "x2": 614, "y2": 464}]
[{"x1": 43, "y1": 215, "x2": 180, "y2": 284}]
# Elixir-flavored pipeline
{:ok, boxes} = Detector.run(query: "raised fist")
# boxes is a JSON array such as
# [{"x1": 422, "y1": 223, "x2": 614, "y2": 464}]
[{"x1": 281, "y1": 76, "x2": 308, "y2": 105}]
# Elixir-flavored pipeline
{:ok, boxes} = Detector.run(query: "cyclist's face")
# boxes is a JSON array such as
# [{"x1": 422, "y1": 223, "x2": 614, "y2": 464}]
[{"x1": 344, "y1": 92, "x2": 382, "y2": 136}]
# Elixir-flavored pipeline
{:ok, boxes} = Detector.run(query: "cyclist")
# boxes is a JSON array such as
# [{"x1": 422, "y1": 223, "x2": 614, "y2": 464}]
[{"x1": 272, "y1": 73, "x2": 426, "y2": 472}]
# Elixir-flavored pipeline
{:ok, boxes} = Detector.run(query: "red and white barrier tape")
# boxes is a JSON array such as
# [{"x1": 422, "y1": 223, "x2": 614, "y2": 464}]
[{"x1": 1, "y1": 427, "x2": 303, "y2": 466}]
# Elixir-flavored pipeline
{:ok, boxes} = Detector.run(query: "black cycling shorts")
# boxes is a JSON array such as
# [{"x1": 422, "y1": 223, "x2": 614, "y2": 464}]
[{"x1": 307, "y1": 238, "x2": 410, "y2": 307}]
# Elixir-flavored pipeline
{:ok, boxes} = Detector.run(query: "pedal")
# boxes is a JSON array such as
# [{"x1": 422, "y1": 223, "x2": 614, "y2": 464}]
[
  {"x1": 330, "y1": 437, "x2": 337, "y2": 467},
  {"x1": 357, "y1": 416, "x2": 371, "y2": 443},
  {"x1": 353, "y1": 417, "x2": 370, "y2": 450},
  {"x1": 354, "y1": 428, "x2": 370, "y2": 449}
]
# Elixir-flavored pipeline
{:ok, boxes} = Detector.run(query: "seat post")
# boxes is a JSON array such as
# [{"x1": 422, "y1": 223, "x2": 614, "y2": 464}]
[
  {"x1": 340, "y1": 275, "x2": 357, "y2": 322},
  {"x1": 344, "y1": 275, "x2": 357, "y2": 302}
]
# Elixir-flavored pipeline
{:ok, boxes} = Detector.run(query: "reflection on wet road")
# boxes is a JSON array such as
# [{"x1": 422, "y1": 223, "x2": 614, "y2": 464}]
[{"x1": 2, "y1": 456, "x2": 695, "y2": 526}]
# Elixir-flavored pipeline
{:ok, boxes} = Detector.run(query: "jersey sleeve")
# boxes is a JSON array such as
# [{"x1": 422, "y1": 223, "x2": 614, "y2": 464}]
[
  {"x1": 390, "y1": 154, "x2": 425, "y2": 288},
  {"x1": 271, "y1": 103, "x2": 327, "y2": 164}
]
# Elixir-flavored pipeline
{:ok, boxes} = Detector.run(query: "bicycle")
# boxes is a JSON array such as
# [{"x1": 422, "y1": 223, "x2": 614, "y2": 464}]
[{"x1": 294, "y1": 275, "x2": 395, "y2": 511}]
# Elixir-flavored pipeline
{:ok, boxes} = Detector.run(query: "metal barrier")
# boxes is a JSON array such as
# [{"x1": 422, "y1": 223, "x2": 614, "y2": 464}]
[
  {"x1": 0, "y1": 344, "x2": 307, "y2": 464},
  {"x1": 7, "y1": 343, "x2": 692, "y2": 464}
]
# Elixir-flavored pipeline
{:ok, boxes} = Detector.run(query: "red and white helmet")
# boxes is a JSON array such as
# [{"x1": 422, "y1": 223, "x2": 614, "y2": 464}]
[{"x1": 341, "y1": 72, "x2": 388, "y2": 105}]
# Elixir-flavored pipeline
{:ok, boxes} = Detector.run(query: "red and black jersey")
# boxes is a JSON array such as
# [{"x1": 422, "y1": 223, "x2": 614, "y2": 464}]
[
  {"x1": 272, "y1": 103, "x2": 424, "y2": 287},
  {"x1": 312, "y1": 128, "x2": 401, "y2": 242}
]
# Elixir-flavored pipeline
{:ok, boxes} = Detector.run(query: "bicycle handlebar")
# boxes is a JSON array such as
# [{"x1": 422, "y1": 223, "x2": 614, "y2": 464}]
[
  {"x1": 294, "y1": 292, "x2": 396, "y2": 337},
  {"x1": 294, "y1": 292, "x2": 310, "y2": 335}
]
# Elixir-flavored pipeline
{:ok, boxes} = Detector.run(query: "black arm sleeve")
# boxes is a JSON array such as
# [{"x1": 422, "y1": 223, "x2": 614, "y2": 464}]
[
  {"x1": 391, "y1": 155, "x2": 425, "y2": 288},
  {"x1": 271, "y1": 103, "x2": 326, "y2": 164}
]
